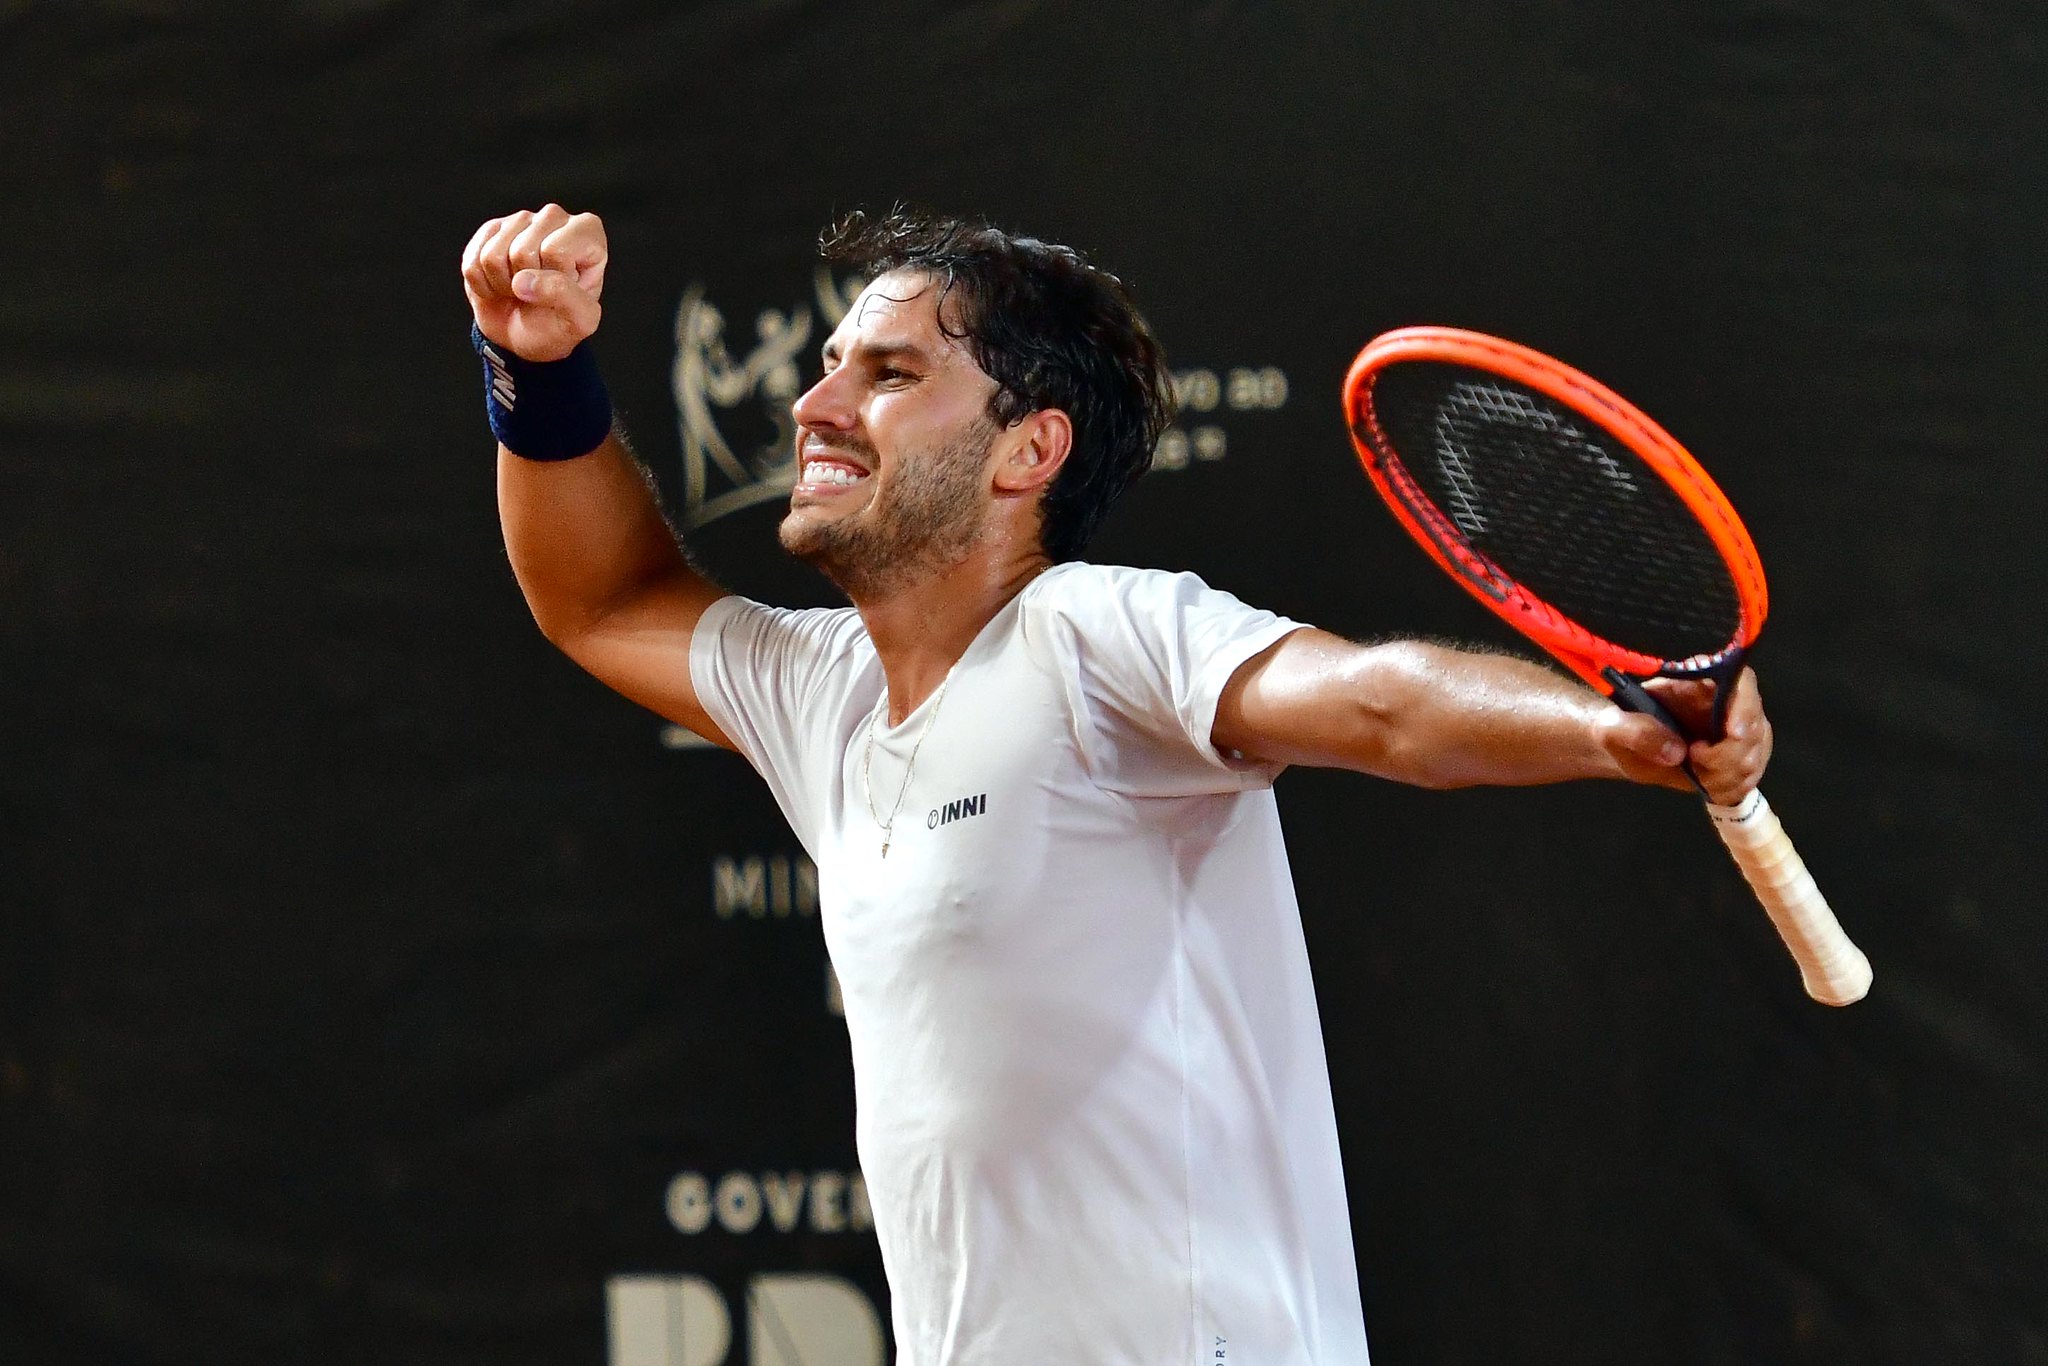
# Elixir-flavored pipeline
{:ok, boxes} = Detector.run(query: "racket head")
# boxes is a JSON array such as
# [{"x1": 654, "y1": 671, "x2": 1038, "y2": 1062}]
[{"x1": 1343, "y1": 327, "x2": 1768, "y2": 693}]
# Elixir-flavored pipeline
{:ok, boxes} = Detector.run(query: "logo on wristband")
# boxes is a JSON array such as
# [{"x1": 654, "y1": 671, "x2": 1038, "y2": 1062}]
[{"x1": 482, "y1": 342, "x2": 518, "y2": 410}]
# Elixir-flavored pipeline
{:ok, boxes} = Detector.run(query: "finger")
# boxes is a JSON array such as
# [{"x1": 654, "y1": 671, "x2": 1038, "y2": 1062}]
[
  {"x1": 1695, "y1": 759, "x2": 1761, "y2": 805},
  {"x1": 1612, "y1": 711, "x2": 1688, "y2": 768},
  {"x1": 542, "y1": 214, "x2": 608, "y2": 295},
  {"x1": 461, "y1": 217, "x2": 502, "y2": 281},
  {"x1": 476, "y1": 210, "x2": 532, "y2": 298},
  {"x1": 1690, "y1": 736, "x2": 1748, "y2": 778},
  {"x1": 508, "y1": 203, "x2": 570, "y2": 276},
  {"x1": 510, "y1": 268, "x2": 601, "y2": 335},
  {"x1": 1721, "y1": 667, "x2": 1764, "y2": 738},
  {"x1": 506, "y1": 219, "x2": 546, "y2": 278},
  {"x1": 569, "y1": 212, "x2": 609, "y2": 292},
  {"x1": 1640, "y1": 676, "x2": 1717, "y2": 736},
  {"x1": 1690, "y1": 733, "x2": 1767, "y2": 803},
  {"x1": 1691, "y1": 670, "x2": 1769, "y2": 760},
  {"x1": 460, "y1": 220, "x2": 503, "y2": 309}
]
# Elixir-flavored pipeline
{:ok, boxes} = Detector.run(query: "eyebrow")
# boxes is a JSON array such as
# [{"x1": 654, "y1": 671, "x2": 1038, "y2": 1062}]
[{"x1": 819, "y1": 337, "x2": 938, "y2": 368}]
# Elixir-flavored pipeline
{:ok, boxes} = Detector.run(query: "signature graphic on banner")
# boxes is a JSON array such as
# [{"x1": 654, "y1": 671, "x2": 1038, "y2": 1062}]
[{"x1": 672, "y1": 268, "x2": 861, "y2": 531}]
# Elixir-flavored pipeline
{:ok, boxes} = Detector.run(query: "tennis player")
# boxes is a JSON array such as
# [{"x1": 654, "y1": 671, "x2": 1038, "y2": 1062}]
[{"x1": 462, "y1": 203, "x2": 1772, "y2": 1364}]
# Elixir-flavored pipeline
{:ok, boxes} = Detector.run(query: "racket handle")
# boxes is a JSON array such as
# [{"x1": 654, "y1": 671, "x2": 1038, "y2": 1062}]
[{"x1": 1705, "y1": 789, "x2": 1871, "y2": 1005}]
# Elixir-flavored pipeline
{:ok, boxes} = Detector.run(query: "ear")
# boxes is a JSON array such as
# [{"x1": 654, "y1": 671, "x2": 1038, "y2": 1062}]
[{"x1": 990, "y1": 409, "x2": 1073, "y2": 496}]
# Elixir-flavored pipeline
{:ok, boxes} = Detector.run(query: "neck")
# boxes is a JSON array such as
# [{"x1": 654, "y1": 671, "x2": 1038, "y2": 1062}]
[{"x1": 854, "y1": 542, "x2": 1054, "y2": 723}]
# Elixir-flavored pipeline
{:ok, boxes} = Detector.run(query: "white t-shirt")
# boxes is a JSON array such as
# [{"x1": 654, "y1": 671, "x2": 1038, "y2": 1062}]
[{"x1": 690, "y1": 562, "x2": 1369, "y2": 1366}]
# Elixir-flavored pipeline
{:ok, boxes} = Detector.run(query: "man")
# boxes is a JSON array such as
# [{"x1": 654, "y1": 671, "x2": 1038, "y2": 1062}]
[{"x1": 462, "y1": 203, "x2": 1771, "y2": 1364}]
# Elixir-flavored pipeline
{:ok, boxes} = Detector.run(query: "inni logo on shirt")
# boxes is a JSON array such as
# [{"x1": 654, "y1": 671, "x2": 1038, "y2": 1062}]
[{"x1": 926, "y1": 793, "x2": 987, "y2": 830}]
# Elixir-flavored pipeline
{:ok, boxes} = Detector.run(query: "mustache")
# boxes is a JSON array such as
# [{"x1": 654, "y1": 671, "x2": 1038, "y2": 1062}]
[{"x1": 795, "y1": 433, "x2": 879, "y2": 465}]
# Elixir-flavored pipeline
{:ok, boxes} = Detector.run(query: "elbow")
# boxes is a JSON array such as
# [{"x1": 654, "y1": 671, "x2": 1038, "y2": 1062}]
[
  {"x1": 521, "y1": 592, "x2": 591, "y2": 654},
  {"x1": 527, "y1": 594, "x2": 612, "y2": 663},
  {"x1": 534, "y1": 617, "x2": 585, "y2": 656},
  {"x1": 518, "y1": 567, "x2": 650, "y2": 658}
]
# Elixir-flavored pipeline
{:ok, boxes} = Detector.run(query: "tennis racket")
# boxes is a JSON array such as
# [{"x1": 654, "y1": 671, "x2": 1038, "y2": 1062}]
[{"x1": 1343, "y1": 326, "x2": 1871, "y2": 1005}]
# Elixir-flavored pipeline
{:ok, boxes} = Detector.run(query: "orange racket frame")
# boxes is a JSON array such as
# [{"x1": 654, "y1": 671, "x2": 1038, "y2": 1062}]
[{"x1": 1344, "y1": 326, "x2": 1768, "y2": 692}]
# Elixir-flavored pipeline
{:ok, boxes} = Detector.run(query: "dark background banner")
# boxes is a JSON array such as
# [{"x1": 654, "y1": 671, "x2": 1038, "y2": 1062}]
[{"x1": 4, "y1": 3, "x2": 2042, "y2": 1363}]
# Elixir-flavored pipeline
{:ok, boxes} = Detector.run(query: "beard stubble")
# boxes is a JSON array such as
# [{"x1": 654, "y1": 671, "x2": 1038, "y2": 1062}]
[{"x1": 778, "y1": 418, "x2": 1001, "y2": 600}]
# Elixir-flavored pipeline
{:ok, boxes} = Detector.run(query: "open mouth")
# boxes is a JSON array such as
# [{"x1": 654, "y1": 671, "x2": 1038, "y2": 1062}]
[{"x1": 796, "y1": 449, "x2": 873, "y2": 494}]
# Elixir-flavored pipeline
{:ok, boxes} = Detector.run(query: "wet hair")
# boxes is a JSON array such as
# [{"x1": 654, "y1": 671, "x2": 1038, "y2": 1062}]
[{"x1": 819, "y1": 207, "x2": 1175, "y2": 562}]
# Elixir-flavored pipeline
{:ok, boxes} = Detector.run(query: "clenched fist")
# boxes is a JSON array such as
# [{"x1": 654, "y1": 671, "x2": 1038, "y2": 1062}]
[{"x1": 461, "y1": 205, "x2": 607, "y2": 362}]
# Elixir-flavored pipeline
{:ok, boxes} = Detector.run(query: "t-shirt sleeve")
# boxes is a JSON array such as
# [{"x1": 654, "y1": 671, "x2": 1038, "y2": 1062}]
[
  {"x1": 1032, "y1": 565, "x2": 1309, "y2": 798},
  {"x1": 689, "y1": 594, "x2": 866, "y2": 853}
]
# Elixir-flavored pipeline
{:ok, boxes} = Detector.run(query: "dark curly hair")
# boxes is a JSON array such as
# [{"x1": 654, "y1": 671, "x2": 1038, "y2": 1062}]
[{"x1": 819, "y1": 207, "x2": 1175, "y2": 563}]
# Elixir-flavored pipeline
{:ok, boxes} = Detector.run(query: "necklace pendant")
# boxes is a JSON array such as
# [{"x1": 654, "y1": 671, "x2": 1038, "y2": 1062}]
[{"x1": 861, "y1": 669, "x2": 954, "y2": 866}]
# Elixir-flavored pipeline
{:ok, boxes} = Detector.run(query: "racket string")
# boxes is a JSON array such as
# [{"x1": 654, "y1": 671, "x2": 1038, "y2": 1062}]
[{"x1": 1368, "y1": 363, "x2": 1742, "y2": 664}]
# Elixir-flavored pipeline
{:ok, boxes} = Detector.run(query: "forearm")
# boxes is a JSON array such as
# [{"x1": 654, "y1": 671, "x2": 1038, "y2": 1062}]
[
  {"x1": 497, "y1": 429, "x2": 695, "y2": 644},
  {"x1": 1351, "y1": 641, "x2": 1629, "y2": 788},
  {"x1": 1219, "y1": 631, "x2": 1650, "y2": 789}
]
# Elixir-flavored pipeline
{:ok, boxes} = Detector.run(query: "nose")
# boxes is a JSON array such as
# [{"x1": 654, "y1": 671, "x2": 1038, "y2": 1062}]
[{"x1": 792, "y1": 364, "x2": 856, "y2": 433}]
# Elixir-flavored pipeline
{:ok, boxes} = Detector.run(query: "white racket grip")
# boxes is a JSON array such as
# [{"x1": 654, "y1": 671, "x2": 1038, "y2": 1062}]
[{"x1": 1706, "y1": 789, "x2": 1872, "y2": 1005}]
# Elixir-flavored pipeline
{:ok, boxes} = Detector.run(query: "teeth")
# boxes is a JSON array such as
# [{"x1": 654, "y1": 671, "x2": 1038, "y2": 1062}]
[{"x1": 805, "y1": 463, "x2": 867, "y2": 486}]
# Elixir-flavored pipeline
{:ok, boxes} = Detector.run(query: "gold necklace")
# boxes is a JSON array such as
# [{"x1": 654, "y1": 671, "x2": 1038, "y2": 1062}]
[{"x1": 861, "y1": 670, "x2": 955, "y2": 858}]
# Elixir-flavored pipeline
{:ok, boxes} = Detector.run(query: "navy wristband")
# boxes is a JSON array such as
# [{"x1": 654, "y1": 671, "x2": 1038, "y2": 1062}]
[{"x1": 472, "y1": 324, "x2": 614, "y2": 462}]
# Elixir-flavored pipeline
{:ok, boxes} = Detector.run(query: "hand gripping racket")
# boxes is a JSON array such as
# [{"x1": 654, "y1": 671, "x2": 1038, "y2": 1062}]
[{"x1": 1343, "y1": 327, "x2": 1871, "y2": 1005}]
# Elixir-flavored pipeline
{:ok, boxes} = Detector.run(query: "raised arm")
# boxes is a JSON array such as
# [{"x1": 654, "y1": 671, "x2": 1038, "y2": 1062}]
[
  {"x1": 1212, "y1": 629, "x2": 1771, "y2": 803},
  {"x1": 463, "y1": 205, "x2": 735, "y2": 748}
]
